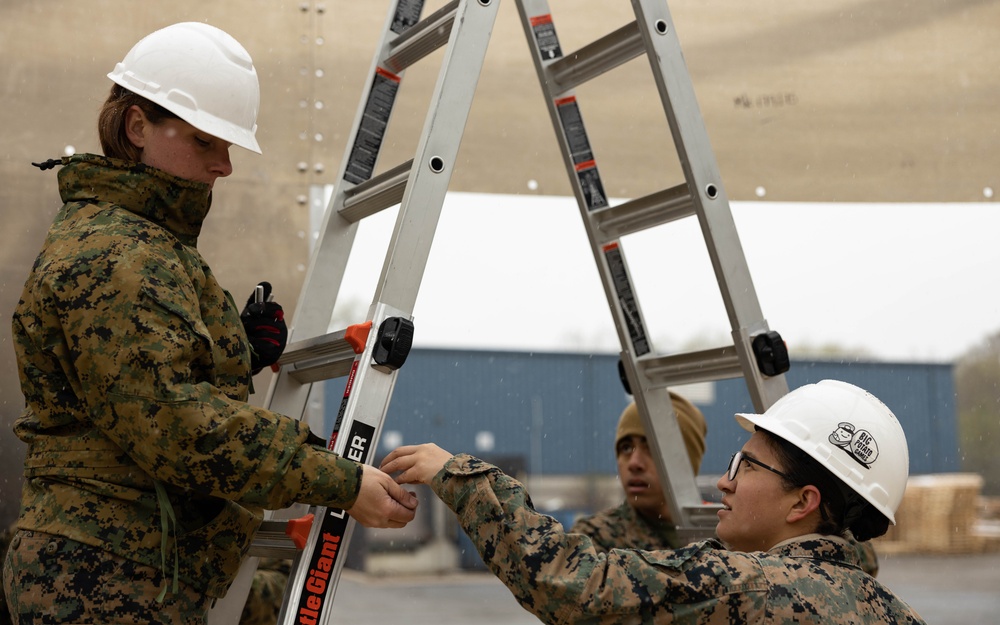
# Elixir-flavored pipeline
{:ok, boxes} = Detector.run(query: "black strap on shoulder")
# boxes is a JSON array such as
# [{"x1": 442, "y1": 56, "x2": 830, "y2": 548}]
[{"x1": 31, "y1": 158, "x2": 63, "y2": 171}]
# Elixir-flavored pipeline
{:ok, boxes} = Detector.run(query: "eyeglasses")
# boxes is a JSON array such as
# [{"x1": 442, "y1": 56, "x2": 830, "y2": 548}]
[{"x1": 726, "y1": 450, "x2": 793, "y2": 482}]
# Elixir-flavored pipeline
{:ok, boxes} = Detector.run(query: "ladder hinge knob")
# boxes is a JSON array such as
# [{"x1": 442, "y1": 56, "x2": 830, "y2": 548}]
[
  {"x1": 752, "y1": 331, "x2": 790, "y2": 377},
  {"x1": 617, "y1": 358, "x2": 632, "y2": 395},
  {"x1": 373, "y1": 317, "x2": 414, "y2": 371}
]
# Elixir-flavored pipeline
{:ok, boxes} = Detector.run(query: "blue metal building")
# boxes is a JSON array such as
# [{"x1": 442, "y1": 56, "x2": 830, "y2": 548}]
[{"x1": 323, "y1": 348, "x2": 957, "y2": 479}]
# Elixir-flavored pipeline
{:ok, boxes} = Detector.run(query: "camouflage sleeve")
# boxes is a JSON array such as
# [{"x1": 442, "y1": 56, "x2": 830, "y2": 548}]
[
  {"x1": 569, "y1": 512, "x2": 614, "y2": 554},
  {"x1": 49, "y1": 243, "x2": 361, "y2": 511},
  {"x1": 432, "y1": 455, "x2": 755, "y2": 624}
]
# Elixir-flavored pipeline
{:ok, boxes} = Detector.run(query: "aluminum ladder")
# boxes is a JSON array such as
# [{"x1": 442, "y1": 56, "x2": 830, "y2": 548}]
[
  {"x1": 514, "y1": 0, "x2": 791, "y2": 541},
  {"x1": 207, "y1": 1, "x2": 501, "y2": 623}
]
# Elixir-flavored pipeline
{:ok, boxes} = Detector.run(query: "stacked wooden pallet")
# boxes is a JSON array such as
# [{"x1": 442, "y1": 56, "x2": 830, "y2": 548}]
[{"x1": 876, "y1": 473, "x2": 989, "y2": 554}]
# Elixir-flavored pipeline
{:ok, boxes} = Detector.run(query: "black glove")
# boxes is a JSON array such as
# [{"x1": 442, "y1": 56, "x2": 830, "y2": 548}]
[{"x1": 241, "y1": 281, "x2": 288, "y2": 374}]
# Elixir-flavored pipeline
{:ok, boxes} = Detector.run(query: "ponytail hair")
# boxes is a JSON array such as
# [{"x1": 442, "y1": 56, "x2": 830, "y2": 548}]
[{"x1": 760, "y1": 429, "x2": 891, "y2": 541}]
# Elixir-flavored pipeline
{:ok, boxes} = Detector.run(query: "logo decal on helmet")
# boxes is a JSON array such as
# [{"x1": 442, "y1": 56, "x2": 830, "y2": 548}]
[{"x1": 829, "y1": 422, "x2": 879, "y2": 469}]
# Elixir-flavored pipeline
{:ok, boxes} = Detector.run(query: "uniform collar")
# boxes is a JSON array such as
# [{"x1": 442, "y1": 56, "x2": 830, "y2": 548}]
[
  {"x1": 56, "y1": 153, "x2": 213, "y2": 246},
  {"x1": 769, "y1": 533, "x2": 858, "y2": 566}
]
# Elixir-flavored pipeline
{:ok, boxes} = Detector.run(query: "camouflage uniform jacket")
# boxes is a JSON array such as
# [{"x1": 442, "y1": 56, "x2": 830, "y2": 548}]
[
  {"x1": 433, "y1": 454, "x2": 926, "y2": 625},
  {"x1": 570, "y1": 502, "x2": 681, "y2": 554},
  {"x1": 11, "y1": 154, "x2": 363, "y2": 598},
  {"x1": 572, "y1": 503, "x2": 881, "y2": 577}
]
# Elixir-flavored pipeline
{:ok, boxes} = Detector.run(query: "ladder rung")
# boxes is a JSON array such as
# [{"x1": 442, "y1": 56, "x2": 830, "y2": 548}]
[
  {"x1": 278, "y1": 326, "x2": 367, "y2": 384},
  {"x1": 247, "y1": 520, "x2": 299, "y2": 559},
  {"x1": 684, "y1": 503, "x2": 724, "y2": 526},
  {"x1": 385, "y1": 0, "x2": 460, "y2": 73},
  {"x1": 638, "y1": 345, "x2": 744, "y2": 388},
  {"x1": 594, "y1": 183, "x2": 694, "y2": 241},
  {"x1": 676, "y1": 504, "x2": 724, "y2": 542},
  {"x1": 547, "y1": 20, "x2": 643, "y2": 93},
  {"x1": 340, "y1": 159, "x2": 414, "y2": 222}
]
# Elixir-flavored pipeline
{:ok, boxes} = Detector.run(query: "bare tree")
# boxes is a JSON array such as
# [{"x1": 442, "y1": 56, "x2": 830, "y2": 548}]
[{"x1": 955, "y1": 330, "x2": 1000, "y2": 496}]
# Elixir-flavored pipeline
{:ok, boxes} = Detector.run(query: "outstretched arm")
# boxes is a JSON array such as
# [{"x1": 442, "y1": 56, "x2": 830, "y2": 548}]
[{"x1": 380, "y1": 443, "x2": 455, "y2": 485}]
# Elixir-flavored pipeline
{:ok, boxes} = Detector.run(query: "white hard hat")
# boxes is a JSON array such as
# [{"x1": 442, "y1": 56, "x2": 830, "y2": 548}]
[
  {"x1": 735, "y1": 380, "x2": 909, "y2": 524},
  {"x1": 108, "y1": 22, "x2": 261, "y2": 154}
]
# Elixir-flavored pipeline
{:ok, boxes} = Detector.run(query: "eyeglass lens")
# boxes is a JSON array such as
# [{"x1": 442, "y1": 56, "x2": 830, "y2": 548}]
[{"x1": 727, "y1": 451, "x2": 743, "y2": 481}]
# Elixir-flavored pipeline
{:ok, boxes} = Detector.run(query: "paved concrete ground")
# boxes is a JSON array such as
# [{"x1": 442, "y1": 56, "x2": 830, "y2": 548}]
[{"x1": 332, "y1": 551, "x2": 1000, "y2": 624}]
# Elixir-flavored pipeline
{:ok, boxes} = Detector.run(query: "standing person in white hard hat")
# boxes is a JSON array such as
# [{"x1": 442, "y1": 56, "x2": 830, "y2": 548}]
[
  {"x1": 3, "y1": 23, "x2": 417, "y2": 625},
  {"x1": 382, "y1": 380, "x2": 927, "y2": 624}
]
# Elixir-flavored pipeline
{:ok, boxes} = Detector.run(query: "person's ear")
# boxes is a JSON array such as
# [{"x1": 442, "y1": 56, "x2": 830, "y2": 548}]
[
  {"x1": 124, "y1": 105, "x2": 148, "y2": 149},
  {"x1": 786, "y1": 485, "x2": 822, "y2": 524}
]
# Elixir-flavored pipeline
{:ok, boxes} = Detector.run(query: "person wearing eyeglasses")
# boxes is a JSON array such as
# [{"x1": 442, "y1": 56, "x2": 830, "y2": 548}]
[{"x1": 381, "y1": 380, "x2": 926, "y2": 624}]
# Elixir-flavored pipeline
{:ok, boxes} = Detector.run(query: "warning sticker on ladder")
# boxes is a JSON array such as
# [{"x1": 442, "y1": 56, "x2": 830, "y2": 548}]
[
  {"x1": 555, "y1": 96, "x2": 608, "y2": 211},
  {"x1": 344, "y1": 68, "x2": 401, "y2": 185},
  {"x1": 391, "y1": 0, "x2": 423, "y2": 34},
  {"x1": 529, "y1": 14, "x2": 562, "y2": 60},
  {"x1": 603, "y1": 242, "x2": 650, "y2": 356},
  {"x1": 555, "y1": 96, "x2": 591, "y2": 164},
  {"x1": 577, "y1": 165, "x2": 608, "y2": 211}
]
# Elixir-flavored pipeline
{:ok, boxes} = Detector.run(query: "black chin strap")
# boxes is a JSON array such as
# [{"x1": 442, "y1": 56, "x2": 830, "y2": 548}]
[{"x1": 31, "y1": 158, "x2": 63, "y2": 171}]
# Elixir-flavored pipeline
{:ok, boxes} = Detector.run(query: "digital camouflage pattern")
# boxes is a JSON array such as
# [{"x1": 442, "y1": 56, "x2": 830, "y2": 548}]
[
  {"x1": 239, "y1": 558, "x2": 291, "y2": 625},
  {"x1": 570, "y1": 502, "x2": 681, "y2": 554},
  {"x1": 433, "y1": 455, "x2": 926, "y2": 625},
  {"x1": 572, "y1": 502, "x2": 881, "y2": 577},
  {"x1": 4, "y1": 530, "x2": 210, "y2": 625},
  {"x1": 850, "y1": 533, "x2": 880, "y2": 578},
  {"x1": 1, "y1": 526, "x2": 12, "y2": 625},
  {"x1": 9, "y1": 154, "x2": 363, "y2": 599}
]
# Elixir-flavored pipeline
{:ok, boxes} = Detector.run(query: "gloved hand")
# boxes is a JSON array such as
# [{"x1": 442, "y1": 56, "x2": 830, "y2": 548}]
[{"x1": 241, "y1": 281, "x2": 288, "y2": 374}]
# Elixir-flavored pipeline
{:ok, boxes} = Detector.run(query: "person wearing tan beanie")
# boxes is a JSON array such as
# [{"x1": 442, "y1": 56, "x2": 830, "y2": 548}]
[
  {"x1": 569, "y1": 392, "x2": 707, "y2": 553},
  {"x1": 568, "y1": 392, "x2": 880, "y2": 576}
]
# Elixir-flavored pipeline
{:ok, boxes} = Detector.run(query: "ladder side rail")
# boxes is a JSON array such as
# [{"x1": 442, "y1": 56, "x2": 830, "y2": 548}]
[
  {"x1": 287, "y1": 2, "x2": 423, "y2": 345},
  {"x1": 629, "y1": 0, "x2": 788, "y2": 410},
  {"x1": 620, "y1": 356, "x2": 718, "y2": 535},
  {"x1": 371, "y1": 0, "x2": 502, "y2": 311},
  {"x1": 274, "y1": 0, "x2": 506, "y2": 599},
  {"x1": 276, "y1": 302, "x2": 408, "y2": 625},
  {"x1": 515, "y1": 2, "x2": 648, "y2": 359},
  {"x1": 277, "y1": 2, "x2": 502, "y2": 624},
  {"x1": 516, "y1": 0, "x2": 712, "y2": 535},
  {"x1": 263, "y1": 0, "x2": 426, "y2": 425},
  {"x1": 208, "y1": 3, "x2": 433, "y2": 625}
]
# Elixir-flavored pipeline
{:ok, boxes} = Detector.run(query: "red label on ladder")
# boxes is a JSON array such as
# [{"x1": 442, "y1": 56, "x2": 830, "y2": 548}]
[
  {"x1": 603, "y1": 242, "x2": 650, "y2": 355},
  {"x1": 528, "y1": 14, "x2": 562, "y2": 60},
  {"x1": 555, "y1": 96, "x2": 608, "y2": 211}
]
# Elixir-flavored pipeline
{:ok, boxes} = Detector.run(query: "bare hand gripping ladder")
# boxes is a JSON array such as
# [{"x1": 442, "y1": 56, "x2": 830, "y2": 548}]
[
  {"x1": 514, "y1": 0, "x2": 791, "y2": 541},
  {"x1": 207, "y1": 1, "x2": 501, "y2": 623}
]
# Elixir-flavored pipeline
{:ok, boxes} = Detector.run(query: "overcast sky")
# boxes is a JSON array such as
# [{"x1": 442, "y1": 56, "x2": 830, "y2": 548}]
[{"x1": 326, "y1": 192, "x2": 998, "y2": 363}]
